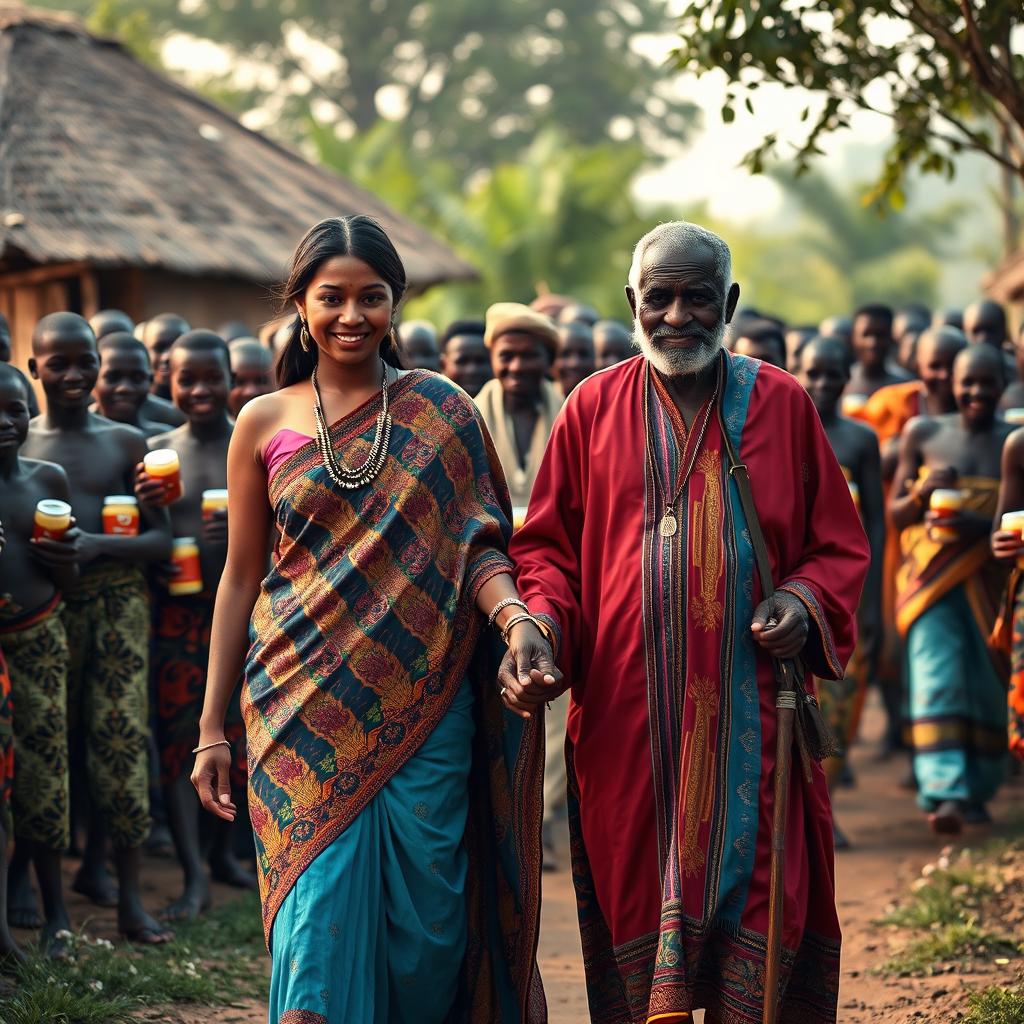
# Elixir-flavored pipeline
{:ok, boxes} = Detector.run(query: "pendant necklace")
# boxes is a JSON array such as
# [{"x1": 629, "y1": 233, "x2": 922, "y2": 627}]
[
  {"x1": 643, "y1": 360, "x2": 721, "y2": 539},
  {"x1": 311, "y1": 360, "x2": 392, "y2": 489}
]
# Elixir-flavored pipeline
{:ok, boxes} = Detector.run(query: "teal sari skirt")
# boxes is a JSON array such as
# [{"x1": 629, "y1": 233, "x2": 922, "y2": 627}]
[
  {"x1": 906, "y1": 587, "x2": 1008, "y2": 811},
  {"x1": 269, "y1": 679, "x2": 475, "y2": 1024}
]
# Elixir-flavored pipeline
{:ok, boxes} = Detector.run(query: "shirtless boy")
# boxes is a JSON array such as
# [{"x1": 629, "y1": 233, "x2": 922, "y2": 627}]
[{"x1": 23, "y1": 312, "x2": 173, "y2": 942}]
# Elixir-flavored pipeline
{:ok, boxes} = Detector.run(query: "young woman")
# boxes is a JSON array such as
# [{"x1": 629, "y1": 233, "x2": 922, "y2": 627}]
[{"x1": 191, "y1": 216, "x2": 557, "y2": 1023}]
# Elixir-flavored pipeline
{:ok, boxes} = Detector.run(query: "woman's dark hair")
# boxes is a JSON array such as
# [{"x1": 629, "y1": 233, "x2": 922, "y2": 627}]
[{"x1": 276, "y1": 215, "x2": 406, "y2": 387}]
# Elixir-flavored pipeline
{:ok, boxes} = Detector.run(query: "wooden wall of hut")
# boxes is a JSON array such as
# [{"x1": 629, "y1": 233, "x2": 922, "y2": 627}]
[{"x1": 1, "y1": 263, "x2": 278, "y2": 407}]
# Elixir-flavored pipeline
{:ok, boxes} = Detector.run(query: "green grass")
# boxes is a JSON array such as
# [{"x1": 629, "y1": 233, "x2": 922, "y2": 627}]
[
  {"x1": 880, "y1": 921, "x2": 1018, "y2": 977},
  {"x1": 0, "y1": 893, "x2": 268, "y2": 1024},
  {"x1": 963, "y1": 983, "x2": 1024, "y2": 1024},
  {"x1": 879, "y1": 863, "x2": 992, "y2": 929}
]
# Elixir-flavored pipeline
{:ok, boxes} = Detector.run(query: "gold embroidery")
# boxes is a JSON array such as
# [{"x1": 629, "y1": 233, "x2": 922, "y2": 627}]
[
  {"x1": 680, "y1": 675, "x2": 718, "y2": 877},
  {"x1": 691, "y1": 449, "x2": 724, "y2": 630}
]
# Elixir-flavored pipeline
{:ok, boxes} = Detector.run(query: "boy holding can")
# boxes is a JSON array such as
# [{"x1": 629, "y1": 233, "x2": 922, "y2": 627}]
[
  {"x1": 0, "y1": 361, "x2": 81, "y2": 954},
  {"x1": 23, "y1": 313, "x2": 174, "y2": 944},
  {"x1": 796, "y1": 337, "x2": 884, "y2": 848},
  {"x1": 890, "y1": 344, "x2": 1013, "y2": 835},
  {"x1": 137, "y1": 330, "x2": 253, "y2": 920}
]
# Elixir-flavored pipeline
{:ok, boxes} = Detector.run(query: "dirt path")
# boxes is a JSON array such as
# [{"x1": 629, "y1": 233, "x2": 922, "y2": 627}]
[{"x1": 15, "y1": 694, "x2": 1021, "y2": 1022}]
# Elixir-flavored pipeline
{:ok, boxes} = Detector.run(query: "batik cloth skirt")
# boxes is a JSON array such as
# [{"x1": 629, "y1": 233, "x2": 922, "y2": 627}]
[
  {"x1": 268, "y1": 678, "x2": 475, "y2": 1024},
  {"x1": 906, "y1": 586, "x2": 1007, "y2": 810}
]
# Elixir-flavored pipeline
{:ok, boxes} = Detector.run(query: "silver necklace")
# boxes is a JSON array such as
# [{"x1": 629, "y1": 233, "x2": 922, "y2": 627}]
[{"x1": 311, "y1": 361, "x2": 392, "y2": 489}]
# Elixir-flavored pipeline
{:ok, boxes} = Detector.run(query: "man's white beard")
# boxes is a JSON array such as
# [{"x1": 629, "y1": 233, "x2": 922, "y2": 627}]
[{"x1": 632, "y1": 318, "x2": 726, "y2": 378}]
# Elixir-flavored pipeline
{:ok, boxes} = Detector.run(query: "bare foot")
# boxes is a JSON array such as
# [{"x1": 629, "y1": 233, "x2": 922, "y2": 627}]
[
  {"x1": 71, "y1": 865, "x2": 119, "y2": 908},
  {"x1": 209, "y1": 854, "x2": 257, "y2": 890},
  {"x1": 7, "y1": 870, "x2": 42, "y2": 930},
  {"x1": 119, "y1": 909, "x2": 173, "y2": 945},
  {"x1": 160, "y1": 880, "x2": 211, "y2": 922}
]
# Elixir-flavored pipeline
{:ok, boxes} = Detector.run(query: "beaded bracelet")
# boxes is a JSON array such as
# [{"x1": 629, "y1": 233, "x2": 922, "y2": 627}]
[
  {"x1": 501, "y1": 612, "x2": 545, "y2": 646},
  {"x1": 487, "y1": 596, "x2": 529, "y2": 628}
]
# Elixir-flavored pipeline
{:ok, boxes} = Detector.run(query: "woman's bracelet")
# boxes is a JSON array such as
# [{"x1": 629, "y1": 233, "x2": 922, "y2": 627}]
[
  {"x1": 487, "y1": 596, "x2": 529, "y2": 628},
  {"x1": 192, "y1": 739, "x2": 232, "y2": 755}
]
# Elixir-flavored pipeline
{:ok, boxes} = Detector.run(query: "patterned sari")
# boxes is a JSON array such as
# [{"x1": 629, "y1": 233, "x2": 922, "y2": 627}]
[{"x1": 244, "y1": 370, "x2": 545, "y2": 1022}]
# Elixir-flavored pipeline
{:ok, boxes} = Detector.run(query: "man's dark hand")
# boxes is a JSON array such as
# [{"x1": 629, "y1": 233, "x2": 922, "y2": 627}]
[
  {"x1": 751, "y1": 591, "x2": 809, "y2": 659},
  {"x1": 496, "y1": 622, "x2": 564, "y2": 719},
  {"x1": 29, "y1": 523, "x2": 83, "y2": 567}
]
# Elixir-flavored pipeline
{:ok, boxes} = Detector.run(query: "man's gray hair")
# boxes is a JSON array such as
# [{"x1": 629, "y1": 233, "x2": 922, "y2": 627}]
[{"x1": 627, "y1": 221, "x2": 733, "y2": 295}]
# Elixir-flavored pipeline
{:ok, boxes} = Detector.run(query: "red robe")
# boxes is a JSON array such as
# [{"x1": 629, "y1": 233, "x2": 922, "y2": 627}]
[{"x1": 511, "y1": 352, "x2": 869, "y2": 1024}]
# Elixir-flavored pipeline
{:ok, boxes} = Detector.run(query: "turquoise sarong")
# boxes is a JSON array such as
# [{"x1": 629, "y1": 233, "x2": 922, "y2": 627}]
[
  {"x1": 270, "y1": 678, "x2": 475, "y2": 1024},
  {"x1": 906, "y1": 586, "x2": 1008, "y2": 810}
]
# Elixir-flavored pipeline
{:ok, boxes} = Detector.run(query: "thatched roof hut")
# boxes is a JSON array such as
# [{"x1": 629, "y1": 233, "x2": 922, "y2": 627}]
[{"x1": 0, "y1": 6, "x2": 475, "y2": 368}]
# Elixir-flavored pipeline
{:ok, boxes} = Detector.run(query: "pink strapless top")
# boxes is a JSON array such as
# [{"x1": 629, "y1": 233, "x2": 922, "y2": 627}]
[{"x1": 263, "y1": 428, "x2": 312, "y2": 481}]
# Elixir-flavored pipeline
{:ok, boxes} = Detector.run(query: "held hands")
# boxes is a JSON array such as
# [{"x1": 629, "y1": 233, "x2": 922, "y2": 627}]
[
  {"x1": 497, "y1": 621, "x2": 564, "y2": 719},
  {"x1": 191, "y1": 740, "x2": 237, "y2": 822},
  {"x1": 750, "y1": 592, "x2": 809, "y2": 659}
]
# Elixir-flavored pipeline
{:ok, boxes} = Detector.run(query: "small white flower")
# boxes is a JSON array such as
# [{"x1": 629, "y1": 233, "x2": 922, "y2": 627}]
[
  {"x1": 921, "y1": 862, "x2": 936, "y2": 877},
  {"x1": 128, "y1": 963, "x2": 138, "y2": 976},
  {"x1": 55, "y1": 929, "x2": 73, "y2": 941},
  {"x1": 88, "y1": 980, "x2": 103, "y2": 992}
]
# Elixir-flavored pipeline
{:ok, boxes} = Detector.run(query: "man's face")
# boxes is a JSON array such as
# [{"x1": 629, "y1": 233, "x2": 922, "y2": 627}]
[
  {"x1": 170, "y1": 349, "x2": 231, "y2": 425},
  {"x1": 953, "y1": 352, "x2": 1002, "y2": 428},
  {"x1": 733, "y1": 335, "x2": 784, "y2": 369},
  {"x1": 797, "y1": 347, "x2": 847, "y2": 418},
  {"x1": 399, "y1": 328, "x2": 441, "y2": 372},
  {"x1": 916, "y1": 333, "x2": 961, "y2": 407},
  {"x1": 30, "y1": 330, "x2": 100, "y2": 409},
  {"x1": 490, "y1": 332, "x2": 550, "y2": 402},
  {"x1": 145, "y1": 326, "x2": 184, "y2": 394},
  {"x1": 627, "y1": 240, "x2": 732, "y2": 378},
  {"x1": 0, "y1": 374, "x2": 30, "y2": 455},
  {"x1": 851, "y1": 314, "x2": 892, "y2": 372},
  {"x1": 229, "y1": 352, "x2": 273, "y2": 417},
  {"x1": 594, "y1": 324, "x2": 632, "y2": 370},
  {"x1": 964, "y1": 304, "x2": 1006, "y2": 349},
  {"x1": 94, "y1": 349, "x2": 152, "y2": 423},
  {"x1": 555, "y1": 326, "x2": 596, "y2": 395},
  {"x1": 441, "y1": 334, "x2": 491, "y2": 397}
]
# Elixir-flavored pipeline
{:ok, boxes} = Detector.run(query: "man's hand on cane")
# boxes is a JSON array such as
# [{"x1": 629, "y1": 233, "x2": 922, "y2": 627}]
[
  {"x1": 497, "y1": 622, "x2": 564, "y2": 719},
  {"x1": 751, "y1": 592, "x2": 809, "y2": 659}
]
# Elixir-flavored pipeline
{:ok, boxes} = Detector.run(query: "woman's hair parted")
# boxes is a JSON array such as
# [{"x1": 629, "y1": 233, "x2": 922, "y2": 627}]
[{"x1": 275, "y1": 216, "x2": 406, "y2": 387}]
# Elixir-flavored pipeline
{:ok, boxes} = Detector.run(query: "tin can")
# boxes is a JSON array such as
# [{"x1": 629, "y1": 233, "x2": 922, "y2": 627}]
[
  {"x1": 929, "y1": 488, "x2": 964, "y2": 544},
  {"x1": 201, "y1": 488, "x2": 228, "y2": 523},
  {"x1": 102, "y1": 495, "x2": 140, "y2": 536},
  {"x1": 169, "y1": 537, "x2": 203, "y2": 596},
  {"x1": 144, "y1": 449, "x2": 183, "y2": 504},
  {"x1": 32, "y1": 499, "x2": 72, "y2": 541}
]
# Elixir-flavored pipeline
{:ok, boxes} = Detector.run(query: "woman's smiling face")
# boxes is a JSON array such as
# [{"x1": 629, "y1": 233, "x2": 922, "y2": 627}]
[{"x1": 296, "y1": 255, "x2": 394, "y2": 367}]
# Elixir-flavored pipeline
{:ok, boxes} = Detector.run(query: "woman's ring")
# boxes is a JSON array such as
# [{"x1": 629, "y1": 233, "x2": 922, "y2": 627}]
[{"x1": 500, "y1": 686, "x2": 507, "y2": 697}]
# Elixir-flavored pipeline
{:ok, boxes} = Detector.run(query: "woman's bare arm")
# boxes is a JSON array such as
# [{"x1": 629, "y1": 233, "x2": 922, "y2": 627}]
[{"x1": 193, "y1": 398, "x2": 275, "y2": 820}]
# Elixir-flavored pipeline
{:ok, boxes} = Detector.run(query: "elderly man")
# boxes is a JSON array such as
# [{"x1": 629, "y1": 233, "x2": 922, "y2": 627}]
[
  {"x1": 397, "y1": 319, "x2": 441, "y2": 371},
  {"x1": 474, "y1": 302, "x2": 562, "y2": 512},
  {"x1": 504, "y1": 222, "x2": 868, "y2": 1023}
]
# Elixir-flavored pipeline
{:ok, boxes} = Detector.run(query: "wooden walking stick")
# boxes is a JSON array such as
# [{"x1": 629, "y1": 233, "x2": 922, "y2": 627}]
[
  {"x1": 718, "y1": 397, "x2": 803, "y2": 1024},
  {"x1": 763, "y1": 678, "x2": 797, "y2": 1024}
]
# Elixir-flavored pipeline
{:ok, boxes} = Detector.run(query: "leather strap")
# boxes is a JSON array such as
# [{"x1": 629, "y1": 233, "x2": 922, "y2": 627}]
[{"x1": 717, "y1": 403, "x2": 776, "y2": 603}]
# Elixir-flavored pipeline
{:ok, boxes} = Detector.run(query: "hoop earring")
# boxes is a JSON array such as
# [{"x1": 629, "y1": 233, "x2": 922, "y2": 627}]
[{"x1": 299, "y1": 320, "x2": 311, "y2": 353}]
